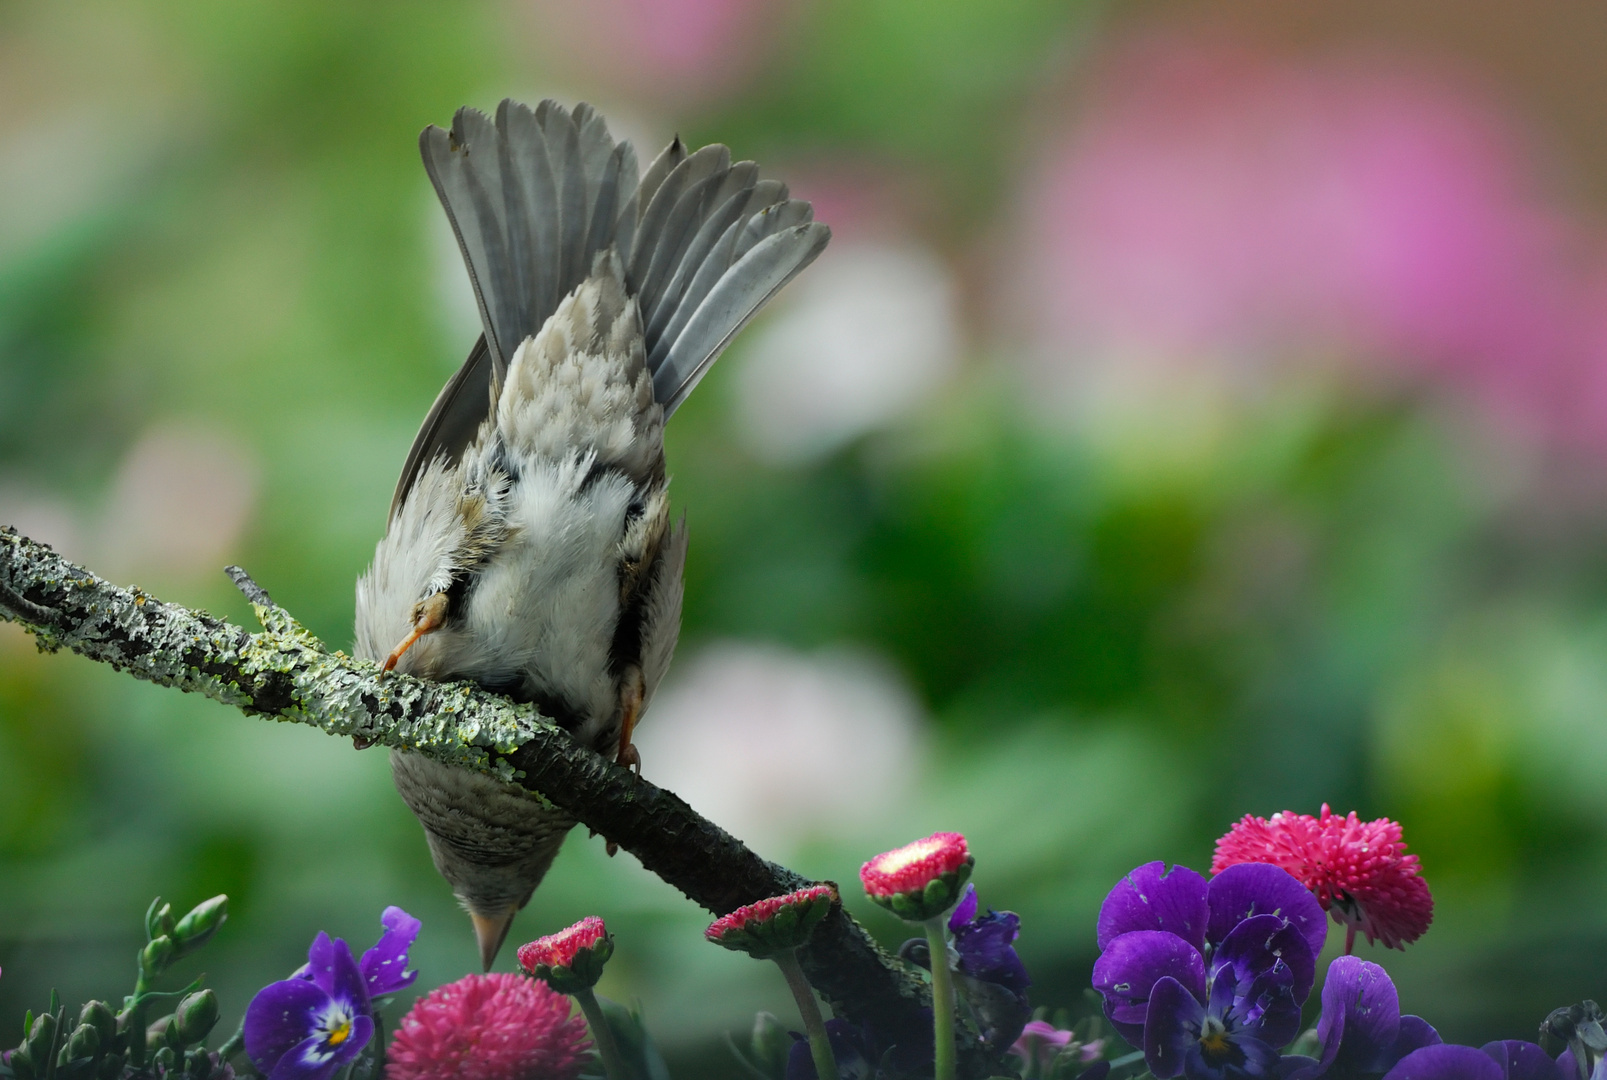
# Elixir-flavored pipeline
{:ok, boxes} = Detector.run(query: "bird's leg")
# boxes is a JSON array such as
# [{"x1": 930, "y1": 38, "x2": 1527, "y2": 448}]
[
  {"x1": 615, "y1": 667, "x2": 644, "y2": 775},
  {"x1": 382, "y1": 591, "x2": 449, "y2": 672}
]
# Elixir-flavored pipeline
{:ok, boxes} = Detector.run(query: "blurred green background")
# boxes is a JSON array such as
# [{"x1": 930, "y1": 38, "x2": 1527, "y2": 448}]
[{"x1": 6, "y1": 0, "x2": 1607, "y2": 1072}]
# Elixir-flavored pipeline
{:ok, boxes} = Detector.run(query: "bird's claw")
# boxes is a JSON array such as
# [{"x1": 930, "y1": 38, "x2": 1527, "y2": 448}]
[
  {"x1": 382, "y1": 591, "x2": 449, "y2": 673},
  {"x1": 616, "y1": 740, "x2": 641, "y2": 777}
]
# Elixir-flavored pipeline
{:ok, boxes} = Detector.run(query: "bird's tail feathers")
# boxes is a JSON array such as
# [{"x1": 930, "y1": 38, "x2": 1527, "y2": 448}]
[{"x1": 421, "y1": 98, "x2": 830, "y2": 419}]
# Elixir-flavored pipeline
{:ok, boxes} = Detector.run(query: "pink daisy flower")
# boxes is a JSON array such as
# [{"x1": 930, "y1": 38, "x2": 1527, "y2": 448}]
[
  {"x1": 386, "y1": 972, "x2": 591, "y2": 1080},
  {"x1": 517, "y1": 917, "x2": 613, "y2": 995},
  {"x1": 860, "y1": 832, "x2": 974, "y2": 922},
  {"x1": 1212, "y1": 804, "x2": 1433, "y2": 951},
  {"x1": 705, "y1": 884, "x2": 838, "y2": 958}
]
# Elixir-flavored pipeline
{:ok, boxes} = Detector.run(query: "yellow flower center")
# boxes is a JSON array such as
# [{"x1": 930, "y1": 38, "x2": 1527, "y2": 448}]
[
  {"x1": 1198, "y1": 1017, "x2": 1232, "y2": 1063},
  {"x1": 325, "y1": 1018, "x2": 352, "y2": 1046}
]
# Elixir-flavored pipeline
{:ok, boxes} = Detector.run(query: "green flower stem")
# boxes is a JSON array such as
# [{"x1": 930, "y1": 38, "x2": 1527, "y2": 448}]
[
  {"x1": 574, "y1": 986, "x2": 630, "y2": 1080},
  {"x1": 924, "y1": 917, "x2": 957, "y2": 1080},
  {"x1": 773, "y1": 948, "x2": 839, "y2": 1080}
]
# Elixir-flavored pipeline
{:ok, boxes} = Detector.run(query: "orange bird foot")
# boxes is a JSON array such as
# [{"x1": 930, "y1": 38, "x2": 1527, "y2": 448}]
[{"x1": 383, "y1": 591, "x2": 449, "y2": 673}]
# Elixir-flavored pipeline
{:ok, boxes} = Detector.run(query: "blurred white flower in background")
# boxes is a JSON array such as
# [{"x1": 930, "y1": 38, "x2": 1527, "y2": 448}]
[
  {"x1": 634, "y1": 640, "x2": 927, "y2": 860},
  {"x1": 733, "y1": 240, "x2": 961, "y2": 464},
  {"x1": 98, "y1": 424, "x2": 260, "y2": 582}
]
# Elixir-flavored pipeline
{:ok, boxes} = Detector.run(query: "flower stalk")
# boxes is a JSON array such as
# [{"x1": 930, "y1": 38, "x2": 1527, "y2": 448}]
[
  {"x1": 772, "y1": 948, "x2": 839, "y2": 1080},
  {"x1": 924, "y1": 917, "x2": 958, "y2": 1080},
  {"x1": 702, "y1": 885, "x2": 842, "y2": 1080},
  {"x1": 573, "y1": 986, "x2": 630, "y2": 1080}
]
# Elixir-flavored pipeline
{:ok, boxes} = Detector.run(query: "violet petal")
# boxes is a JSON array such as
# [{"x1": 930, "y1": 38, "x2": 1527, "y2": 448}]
[
  {"x1": 954, "y1": 908, "x2": 1031, "y2": 993},
  {"x1": 1215, "y1": 913, "x2": 1316, "y2": 1007},
  {"x1": 1093, "y1": 930, "x2": 1207, "y2": 1045},
  {"x1": 1185, "y1": 1032, "x2": 1284, "y2": 1079},
  {"x1": 244, "y1": 979, "x2": 331, "y2": 1075},
  {"x1": 949, "y1": 884, "x2": 979, "y2": 931},
  {"x1": 266, "y1": 1012, "x2": 372, "y2": 1080},
  {"x1": 265, "y1": 1033, "x2": 342, "y2": 1080},
  {"x1": 1206, "y1": 863, "x2": 1327, "y2": 959},
  {"x1": 1312, "y1": 956, "x2": 1402, "y2": 1075},
  {"x1": 1383, "y1": 1044, "x2": 1504, "y2": 1080},
  {"x1": 1097, "y1": 863, "x2": 1210, "y2": 952},
  {"x1": 1392, "y1": 1017, "x2": 1442, "y2": 1061},
  {"x1": 360, "y1": 906, "x2": 420, "y2": 998},
  {"x1": 1480, "y1": 1041, "x2": 1565, "y2": 1080},
  {"x1": 1143, "y1": 975, "x2": 1205, "y2": 1080}
]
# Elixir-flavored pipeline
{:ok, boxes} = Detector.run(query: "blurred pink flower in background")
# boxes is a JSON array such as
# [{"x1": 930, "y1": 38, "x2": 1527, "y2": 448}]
[
  {"x1": 100, "y1": 423, "x2": 259, "y2": 582},
  {"x1": 1013, "y1": 35, "x2": 1607, "y2": 453},
  {"x1": 520, "y1": 0, "x2": 803, "y2": 106}
]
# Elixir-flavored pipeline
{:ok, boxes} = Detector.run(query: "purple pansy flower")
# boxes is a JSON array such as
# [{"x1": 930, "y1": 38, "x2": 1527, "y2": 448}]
[
  {"x1": 1381, "y1": 1041, "x2": 1564, "y2": 1080},
  {"x1": 949, "y1": 884, "x2": 1031, "y2": 994},
  {"x1": 1283, "y1": 957, "x2": 1440, "y2": 1079},
  {"x1": 947, "y1": 884, "x2": 1033, "y2": 1049},
  {"x1": 244, "y1": 906, "x2": 419, "y2": 1080},
  {"x1": 1092, "y1": 862, "x2": 1326, "y2": 1079}
]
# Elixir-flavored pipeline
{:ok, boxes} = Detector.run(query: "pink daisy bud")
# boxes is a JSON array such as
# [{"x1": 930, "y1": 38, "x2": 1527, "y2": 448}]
[
  {"x1": 386, "y1": 972, "x2": 591, "y2": 1080},
  {"x1": 517, "y1": 916, "x2": 614, "y2": 994},
  {"x1": 860, "y1": 832, "x2": 974, "y2": 922},
  {"x1": 1212, "y1": 804, "x2": 1434, "y2": 950},
  {"x1": 705, "y1": 884, "x2": 839, "y2": 958}
]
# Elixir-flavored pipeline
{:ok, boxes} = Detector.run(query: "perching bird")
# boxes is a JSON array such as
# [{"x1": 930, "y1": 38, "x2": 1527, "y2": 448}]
[{"x1": 353, "y1": 99, "x2": 829, "y2": 970}]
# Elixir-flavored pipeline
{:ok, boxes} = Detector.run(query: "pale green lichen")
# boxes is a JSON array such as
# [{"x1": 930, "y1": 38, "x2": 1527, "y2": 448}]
[
  {"x1": 0, "y1": 527, "x2": 549, "y2": 784},
  {"x1": 233, "y1": 600, "x2": 545, "y2": 781}
]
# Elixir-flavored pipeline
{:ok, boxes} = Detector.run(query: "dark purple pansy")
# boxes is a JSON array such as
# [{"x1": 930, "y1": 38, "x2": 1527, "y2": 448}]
[
  {"x1": 245, "y1": 908, "x2": 418, "y2": 1080},
  {"x1": 948, "y1": 884, "x2": 1031, "y2": 994},
  {"x1": 1140, "y1": 914, "x2": 1312, "y2": 1079},
  {"x1": 1283, "y1": 956, "x2": 1440, "y2": 1080},
  {"x1": 1381, "y1": 1041, "x2": 1564, "y2": 1080},
  {"x1": 1093, "y1": 861, "x2": 1326, "y2": 1060},
  {"x1": 944, "y1": 884, "x2": 1033, "y2": 1048}
]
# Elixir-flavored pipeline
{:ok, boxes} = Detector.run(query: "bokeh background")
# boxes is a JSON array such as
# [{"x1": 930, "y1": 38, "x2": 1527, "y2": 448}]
[{"x1": 5, "y1": 0, "x2": 1607, "y2": 1072}]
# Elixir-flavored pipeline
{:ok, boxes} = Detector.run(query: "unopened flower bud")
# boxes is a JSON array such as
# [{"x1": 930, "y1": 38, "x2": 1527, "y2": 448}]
[
  {"x1": 516, "y1": 916, "x2": 613, "y2": 994},
  {"x1": 146, "y1": 899, "x2": 176, "y2": 941},
  {"x1": 860, "y1": 832, "x2": 974, "y2": 922},
  {"x1": 78, "y1": 1001, "x2": 116, "y2": 1047},
  {"x1": 173, "y1": 991, "x2": 219, "y2": 1045},
  {"x1": 8, "y1": 1043, "x2": 36, "y2": 1080},
  {"x1": 152, "y1": 1044, "x2": 176, "y2": 1071},
  {"x1": 750, "y1": 1012, "x2": 792, "y2": 1077},
  {"x1": 26, "y1": 1012, "x2": 57, "y2": 1059},
  {"x1": 62, "y1": 1021, "x2": 101, "y2": 1063},
  {"x1": 140, "y1": 935, "x2": 176, "y2": 976},
  {"x1": 172, "y1": 896, "x2": 228, "y2": 956}
]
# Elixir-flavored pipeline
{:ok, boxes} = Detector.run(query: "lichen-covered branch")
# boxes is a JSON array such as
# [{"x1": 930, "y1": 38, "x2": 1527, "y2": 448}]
[{"x1": 0, "y1": 527, "x2": 993, "y2": 1072}]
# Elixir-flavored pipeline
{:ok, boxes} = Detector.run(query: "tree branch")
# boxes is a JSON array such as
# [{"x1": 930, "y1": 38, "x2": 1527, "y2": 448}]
[{"x1": 0, "y1": 527, "x2": 994, "y2": 1074}]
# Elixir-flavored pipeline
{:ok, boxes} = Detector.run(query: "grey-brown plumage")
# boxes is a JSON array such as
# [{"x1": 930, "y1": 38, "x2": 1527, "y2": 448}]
[{"x1": 354, "y1": 99, "x2": 828, "y2": 969}]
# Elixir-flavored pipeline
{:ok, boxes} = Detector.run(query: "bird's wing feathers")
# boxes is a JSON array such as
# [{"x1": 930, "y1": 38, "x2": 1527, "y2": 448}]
[
  {"x1": 390, "y1": 333, "x2": 494, "y2": 522},
  {"x1": 420, "y1": 98, "x2": 831, "y2": 425}
]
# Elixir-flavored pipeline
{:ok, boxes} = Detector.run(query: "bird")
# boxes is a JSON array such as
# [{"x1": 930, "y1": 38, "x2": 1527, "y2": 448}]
[{"x1": 353, "y1": 99, "x2": 830, "y2": 970}]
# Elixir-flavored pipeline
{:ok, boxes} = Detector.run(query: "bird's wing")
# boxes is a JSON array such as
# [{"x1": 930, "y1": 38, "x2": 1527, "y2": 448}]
[{"x1": 390, "y1": 333, "x2": 493, "y2": 521}]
